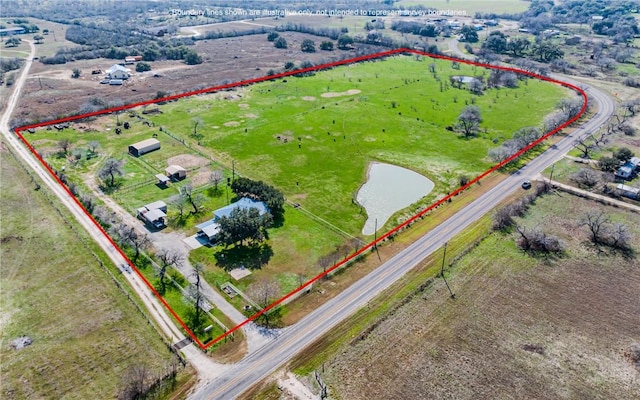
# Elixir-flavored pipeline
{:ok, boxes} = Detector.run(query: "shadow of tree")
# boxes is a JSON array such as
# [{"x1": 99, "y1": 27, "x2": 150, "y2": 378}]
[{"x1": 214, "y1": 243, "x2": 274, "y2": 271}]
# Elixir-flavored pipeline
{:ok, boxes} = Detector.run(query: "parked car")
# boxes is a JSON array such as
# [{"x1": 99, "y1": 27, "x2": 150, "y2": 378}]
[{"x1": 522, "y1": 180, "x2": 532, "y2": 190}]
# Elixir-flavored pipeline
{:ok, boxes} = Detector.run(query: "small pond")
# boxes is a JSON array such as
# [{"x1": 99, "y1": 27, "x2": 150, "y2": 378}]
[{"x1": 356, "y1": 162, "x2": 434, "y2": 235}]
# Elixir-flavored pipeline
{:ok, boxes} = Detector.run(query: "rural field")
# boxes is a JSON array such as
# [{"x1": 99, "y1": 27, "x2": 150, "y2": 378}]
[
  {"x1": 0, "y1": 143, "x2": 188, "y2": 398},
  {"x1": 296, "y1": 192, "x2": 640, "y2": 399},
  {"x1": 21, "y1": 52, "x2": 574, "y2": 316}
]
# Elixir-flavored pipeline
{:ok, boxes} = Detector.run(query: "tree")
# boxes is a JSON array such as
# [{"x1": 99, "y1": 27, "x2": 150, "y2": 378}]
[
  {"x1": 267, "y1": 31, "x2": 279, "y2": 42},
  {"x1": 456, "y1": 105, "x2": 482, "y2": 137},
  {"x1": 515, "y1": 225, "x2": 564, "y2": 254},
  {"x1": 557, "y1": 98, "x2": 583, "y2": 120},
  {"x1": 337, "y1": 34, "x2": 354, "y2": 50},
  {"x1": 506, "y1": 37, "x2": 529, "y2": 57},
  {"x1": 530, "y1": 41, "x2": 564, "y2": 62},
  {"x1": 300, "y1": 39, "x2": 316, "y2": 53},
  {"x1": 493, "y1": 206, "x2": 515, "y2": 231},
  {"x1": 135, "y1": 62, "x2": 151, "y2": 72},
  {"x1": 420, "y1": 24, "x2": 438, "y2": 37},
  {"x1": 231, "y1": 177, "x2": 285, "y2": 220},
  {"x1": 189, "y1": 262, "x2": 205, "y2": 330},
  {"x1": 33, "y1": 34, "x2": 44, "y2": 44},
  {"x1": 274, "y1": 37, "x2": 288, "y2": 49},
  {"x1": 191, "y1": 117, "x2": 203, "y2": 139},
  {"x1": 58, "y1": 139, "x2": 72, "y2": 155},
  {"x1": 319, "y1": 40, "x2": 334, "y2": 51},
  {"x1": 284, "y1": 61, "x2": 295, "y2": 70},
  {"x1": 613, "y1": 147, "x2": 634, "y2": 163},
  {"x1": 169, "y1": 194, "x2": 187, "y2": 218},
  {"x1": 571, "y1": 168, "x2": 600, "y2": 188},
  {"x1": 4, "y1": 37, "x2": 21, "y2": 47},
  {"x1": 184, "y1": 50, "x2": 202, "y2": 65},
  {"x1": 209, "y1": 170, "x2": 223, "y2": 190},
  {"x1": 580, "y1": 210, "x2": 610, "y2": 245},
  {"x1": 213, "y1": 207, "x2": 273, "y2": 248},
  {"x1": 118, "y1": 364, "x2": 151, "y2": 400},
  {"x1": 460, "y1": 26, "x2": 479, "y2": 43},
  {"x1": 71, "y1": 68, "x2": 80, "y2": 78},
  {"x1": 98, "y1": 158, "x2": 125, "y2": 187},
  {"x1": 573, "y1": 137, "x2": 594, "y2": 159},
  {"x1": 87, "y1": 140, "x2": 100, "y2": 154},
  {"x1": 483, "y1": 31, "x2": 507, "y2": 53},
  {"x1": 598, "y1": 156, "x2": 619, "y2": 172},
  {"x1": 246, "y1": 278, "x2": 280, "y2": 327},
  {"x1": 112, "y1": 223, "x2": 150, "y2": 263},
  {"x1": 156, "y1": 249, "x2": 184, "y2": 293},
  {"x1": 179, "y1": 184, "x2": 205, "y2": 214}
]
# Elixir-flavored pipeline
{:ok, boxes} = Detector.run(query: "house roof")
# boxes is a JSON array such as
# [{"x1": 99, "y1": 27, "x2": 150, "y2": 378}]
[
  {"x1": 196, "y1": 219, "x2": 219, "y2": 238},
  {"x1": 106, "y1": 64, "x2": 129, "y2": 74},
  {"x1": 130, "y1": 138, "x2": 160, "y2": 150},
  {"x1": 155, "y1": 173, "x2": 170, "y2": 183},
  {"x1": 165, "y1": 165, "x2": 186, "y2": 175},
  {"x1": 145, "y1": 200, "x2": 166, "y2": 210},
  {"x1": 629, "y1": 157, "x2": 640, "y2": 167},
  {"x1": 213, "y1": 197, "x2": 267, "y2": 219},
  {"x1": 617, "y1": 184, "x2": 640, "y2": 194},
  {"x1": 143, "y1": 208, "x2": 166, "y2": 222},
  {"x1": 616, "y1": 166, "x2": 634, "y2": 176}
]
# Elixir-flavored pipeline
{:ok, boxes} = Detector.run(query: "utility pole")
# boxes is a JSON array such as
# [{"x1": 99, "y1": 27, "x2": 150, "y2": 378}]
[
  {"x1": 440, "y1": 242, "x2": 455, "y2": 299},
  {"x1": 548, "y1": 163, "x2": 555, "y2": 189}
]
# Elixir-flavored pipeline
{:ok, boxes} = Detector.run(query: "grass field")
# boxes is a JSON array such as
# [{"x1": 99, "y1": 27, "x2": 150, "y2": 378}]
[
  {"x1": 302, "y1": 193, "x2": 640, "y2": 399},
  {"x1": 0, "y1": 143, "x2": 184, "y2": 398},
  {"x1": 22, "y1": 52, "x2": 572, "y2": 308}
]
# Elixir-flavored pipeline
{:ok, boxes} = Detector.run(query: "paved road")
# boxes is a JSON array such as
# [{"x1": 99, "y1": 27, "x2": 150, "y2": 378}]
[
  {"x1": 190, "y1": 64, "x2": 615, "y2": 400},
  {"x1": 0, "y1": 39, "x2": 224, "y2": 383}
]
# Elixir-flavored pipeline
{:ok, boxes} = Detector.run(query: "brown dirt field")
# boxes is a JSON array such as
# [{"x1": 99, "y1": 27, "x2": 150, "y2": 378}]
[
  {"x1": 166, "y1": 154, "x2": 210, "y2": 169},
  {"x1": 320, "y1": 89, "x2": 361, "y2": 98},
  {"x1": 13, "y1": 32, "x2": 380, "y2": 126},
  {"x1": 321, "y1": 195, "x2": 640, "y2": 400}
]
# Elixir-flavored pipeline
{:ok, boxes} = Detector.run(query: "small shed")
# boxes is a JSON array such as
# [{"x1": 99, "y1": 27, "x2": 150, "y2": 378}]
[
  {"x1": 129, "y1": 138, "x2": 160, "y2": 157},
  {"x1": 615, "y1": 165, "x2": 635, "y2": 180},
  {"x1": 617, "y1": 184, "x2": 640, "y2": 200},
  {"x1": 165, "y1": 165, "x2": 187, "y2": 180},
  {"x1": 155, "y1": 173, "x2": 170, "y2": 186},
  {"x1": 629, "y1": 157, "x2": 640, "y2": 170},
  {"x1": 196, "y1": 219, "x2": 220, "y2": 241},
  {"x1": 136, "y1": 200, "x2": 167, "y2": 229}
]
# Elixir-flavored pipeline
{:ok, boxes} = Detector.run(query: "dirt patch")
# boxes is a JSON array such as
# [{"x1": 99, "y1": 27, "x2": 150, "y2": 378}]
[
  {"x1": 190, "y1": 166, "x2": 211, "y2": 187},
  {"x1": 166, "y1": 154, "x2": 210, "y2": 169},
  {"x1": 245, "y1": 113, "x2": 258, "y2": 119},
  {"x1": 238, "y1": 103, "x2": 249, "y2": 109},
  {"x1": 224, "y1": 121, "x2": 240, "y2": 127},
  {"x1": 320, "y1": 89, "x2": 361, "y2": 98},
  {"x1": 302, "y1": 96, "x2": 316, "y2": 101},
  {"x1": 9, "y1": 336, "x2": 33, "y2": 350}
]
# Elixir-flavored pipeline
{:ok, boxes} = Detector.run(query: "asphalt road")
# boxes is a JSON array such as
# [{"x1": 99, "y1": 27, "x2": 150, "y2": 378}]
[{"x1": 190, "y1": 66, "x2": 615, "y2": 400}]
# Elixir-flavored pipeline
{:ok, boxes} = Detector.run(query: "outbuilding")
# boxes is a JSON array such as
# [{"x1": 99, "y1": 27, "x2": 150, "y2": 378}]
[
  {"x1": 616, "y1": 184, "x2": 640, "y2": 200},
  {"x1": 136, "y1": 200, "x2": 167, "y2": 229},
  {"x1": 165, "y1": 165, "x2": 187, "y2": 180},
  {"x1": 129, "y1": 138, "x2": 160, "y2": 157},
  {"x1": 106, "y1": 64, "x2": 130, "y2": 80}
]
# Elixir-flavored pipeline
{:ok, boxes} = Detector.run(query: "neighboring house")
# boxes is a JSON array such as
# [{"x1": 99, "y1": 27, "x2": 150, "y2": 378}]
[
  {"x1": 128, "y1": 138, "x2": 160, "y2": 157},
  {"x1": 196, "y1": 219, "x2": 220, "y2": 241},
  {"x1": 213, "y1": 197, "x2": 268, "y2": 220},
  {"x1": 165, "y1": 165, "x2": 187, "y2": 181},
  {"x1": 106, "y1": 64, "x2": 130, "y2": 80},
  {"x1": 136, "y1": 200, "x2": 167, "y2": 229},
  {"x1": 0, "y1": 27, "x2": 26, "y2": 36},
  {"x1": 615, "y1": 164, "x2": 635, "y2": 180},
  {"x1": 195, "y1": 198, "x2": 269, "y2": 242},
  {"x1": 616, "y1": 184, "x2": 640, "y2": 200},
  {"x1": 484, "y1": 20, "x2": 498, "y2": 27}
]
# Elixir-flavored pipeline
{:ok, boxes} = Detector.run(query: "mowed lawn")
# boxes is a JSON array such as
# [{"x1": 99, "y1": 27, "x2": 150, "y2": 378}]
[
  {"x1": 320, "y1": 194, "x2": 640, "y2": 399},
  {"x1": 0, "y1": 146, "x2": 178, "y2": 399},
  {"x1": 149, "y1": 55, "x2": 570, "y2": 234}
]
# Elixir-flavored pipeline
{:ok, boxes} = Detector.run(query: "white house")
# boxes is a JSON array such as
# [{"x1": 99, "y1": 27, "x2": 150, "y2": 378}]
[{"x1": 106, "y1": 64, "x2": 130, "y2": 80}]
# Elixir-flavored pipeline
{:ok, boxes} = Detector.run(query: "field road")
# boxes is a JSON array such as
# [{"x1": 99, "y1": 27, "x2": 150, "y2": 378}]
[
  {"x1": 190, "y1": 65, "x2": 616, "y2": 400},
  {"x1": 0, "y1": 40, "x2": 228, "y2": 384}
]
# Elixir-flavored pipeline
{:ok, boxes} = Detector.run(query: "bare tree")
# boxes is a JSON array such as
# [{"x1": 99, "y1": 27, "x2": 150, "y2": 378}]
[
  {"x1": 456, "y1": 105, "x2": 482, "y2": 137},
  {"x1": 610, "y1": 223, "x2": 632, "y2": 251},
  {"x1": 191, "y1": 117, "x2": 204, "y2": 139},
  {"x1": 189, "y1": 262, "x2": 205, "y2": 329},
  {"x1": 209, "y1": 170, "x2": 223, "y2": 190},
  {"x1": 87, "y1": 140, "x2": 100, "y2": 154},
  {"x1": 58, "y1": 139, "x2": 72, "y2": 155},
  {"x1": 247, "y1": 278, "x2": 280, "y2": 327},
  {"x1": 580, "y1": 210, "x2": 610, "y2": 245},
  {"x1": 557, "y1": 98, "x2": 583, "y2": 120},
  {"x1": 156, "y1": 249, "x2": 184, "y2": 293},
  {"x1": 573, "y1": 137, "x2": 595, "y2": 159},
  {"x1": 180, "y1": 184, "x2": 205, "y2": 214},
  {"x1": 98, "y1": 158, "x2": 125, "y2": 187},
  {"x1": 112, "y1": 223, "x2": 151, "y2": 263},
  {"x1": 118, "y1": 364, "x2": 151, "y2": 400},
  {"x1": 169, "y1": 194, "x2": 187, "y2": 218},
  {"x1": 493, "y1": 206, "x2": 515, "y2": 231},
  {"x1": 571, "y1": 168, "x2": 600, "y2": 188},
  {"x1": 620, "y1": 98, "x2": 640, "y2": 119}
]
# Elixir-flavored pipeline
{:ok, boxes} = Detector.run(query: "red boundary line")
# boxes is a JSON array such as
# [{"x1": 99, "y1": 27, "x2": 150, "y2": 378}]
[{"x1": 13, "y1": 48, "x2": 588, "y2": 350}]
